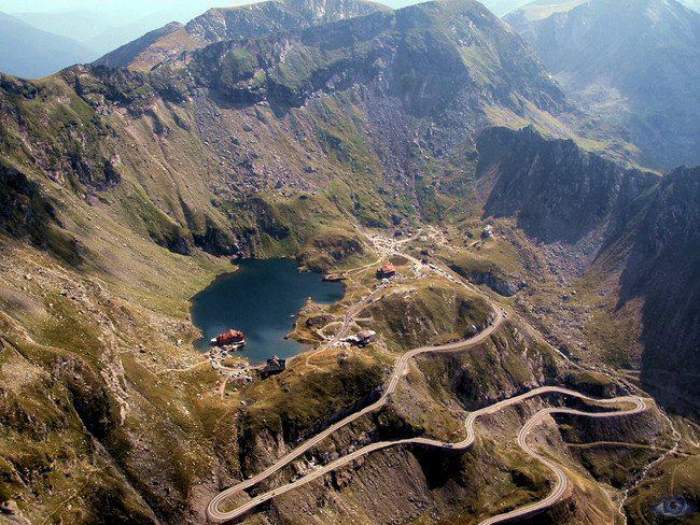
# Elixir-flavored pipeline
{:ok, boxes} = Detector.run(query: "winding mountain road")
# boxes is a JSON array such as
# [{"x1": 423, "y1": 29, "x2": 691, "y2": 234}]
[
  {"x1": 208, "y1": 379, "x2": 646, "y2": 523},
  {"x1": 206, "y1": 233, "x2": 650, "y2": 524},
  {"x1": 479, "y1": 395, "x2": 647, "y2": 525},
  {"x1": 207, "y1": 306, "x2": 647, "y2": 523},
  {"x1": 207, "y1": 309, "x2": 505, "y2": 522}
]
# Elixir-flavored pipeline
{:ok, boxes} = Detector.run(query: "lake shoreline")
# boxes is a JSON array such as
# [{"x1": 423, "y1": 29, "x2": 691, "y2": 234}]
[{"x1": 190, "y1": 258, "x2": 345, "y2": 364}]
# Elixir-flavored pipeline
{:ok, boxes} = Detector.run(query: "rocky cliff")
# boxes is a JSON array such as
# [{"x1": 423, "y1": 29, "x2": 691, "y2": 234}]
[
  {"x1": 477, "y1": 126, "x2": 657, "y2": 246},
  {"x1": 618, "y1": 166, "x2": 700, "y2": 414},
  {"x1": 471, "y1": 126, "x2": 700, "y2": 416}
]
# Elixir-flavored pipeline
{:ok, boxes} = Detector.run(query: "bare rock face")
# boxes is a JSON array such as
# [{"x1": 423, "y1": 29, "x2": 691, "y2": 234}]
[
  {"x1": 474, "y1": 127, "x2": 700, "y2": 416},
  {"x1": 619, "y1": 166, "x2": 700, "y2": 415},
  {"x1": 474, "y1": 126, "x2": 700, "y2": 416},
  {"x1": 96, "y1": 0, "x2": 388, "y2": 71},
  {"x1": 476, "y1": 126, "x2": 658, "y2": 247}
]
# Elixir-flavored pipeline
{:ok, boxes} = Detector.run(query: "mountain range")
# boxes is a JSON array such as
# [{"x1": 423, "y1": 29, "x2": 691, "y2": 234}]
[
  {"x1": 0, "y1": 0, "x2": 699, "y2": 523},
  {"x1": 2, "y1": 0, "x2": 697, "y2": 413},
  {"x1": 506, "y1": 0, "x2": 700, "y2": 169},
  {"x1": 0, "y1": 11, "x2": 92, "y2": 78},
  {"x1": 97, "y1": 0, "x2": 388, "y2": 70}
]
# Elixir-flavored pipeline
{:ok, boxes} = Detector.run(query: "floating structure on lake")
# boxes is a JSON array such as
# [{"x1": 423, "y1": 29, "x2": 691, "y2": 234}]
[{"x1": 210, "y1": 329, "x2": 246, "y2": 349}]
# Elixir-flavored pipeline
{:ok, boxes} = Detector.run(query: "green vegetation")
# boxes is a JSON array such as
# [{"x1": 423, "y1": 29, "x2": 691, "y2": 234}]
[
  {"x1": 38, "y1": 293, "x2": 105, "y2": 365},
  {"x1": 240, "y1": 356, "x2": 384, "y2": 443},
  {"x1": 367, "y1": 279, "x2": 492, "y2": 351},
  {"x1": 416, "y1": 321, "x2": 560, "y2": 409},
  {"x1": 220, "y1": 48, "x2": 258, "y2": 87}
]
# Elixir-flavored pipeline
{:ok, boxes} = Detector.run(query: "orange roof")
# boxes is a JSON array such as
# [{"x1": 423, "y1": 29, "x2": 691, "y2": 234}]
[{"x1": 217, "y1": 330, "x2": 245, "y2": 344}]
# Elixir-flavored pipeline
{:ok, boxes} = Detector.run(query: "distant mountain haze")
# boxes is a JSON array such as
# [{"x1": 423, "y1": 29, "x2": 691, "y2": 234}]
[
  {"x1": 507, "y1": 0, "x2": 700, "y2": 169},
  {"x1": 2, "y1": 0, "x2": 232, "y2": 17},
  {"x1": 477, "y1": 0, "x2": 532, "y2": 15},
  {"x1": 10, "y1": 3, "x2": 237, "y2": 58},
  {"x1": 483, "y1": 0, "x2": 700, "y2": 15},
  {"x1": 0, "y1": 11, "x2": 92, "y2": 78}
]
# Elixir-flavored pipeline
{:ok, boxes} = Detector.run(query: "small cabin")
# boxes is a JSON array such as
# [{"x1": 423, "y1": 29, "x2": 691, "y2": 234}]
[
  {"x1": 261, "y1": 356, "x2": 286, "y2": 378},
  {"x1": 344, "y1": 330, "x2": 377, "y2": 347},
  {"x1": 377, "y1": 263, "x2": 396, "y2": 279},
  {"x1": 356, "y1": 330, "x2": 377, "y2": 347}
]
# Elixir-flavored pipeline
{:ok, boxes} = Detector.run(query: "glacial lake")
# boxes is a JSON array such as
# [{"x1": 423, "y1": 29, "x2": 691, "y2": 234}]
[{"x1": 191, "y1": 258, "x2": 344, "y2": 363}]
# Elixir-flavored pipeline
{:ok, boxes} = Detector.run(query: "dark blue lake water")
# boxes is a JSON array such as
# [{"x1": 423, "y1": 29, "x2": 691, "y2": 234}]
[{"x1": 192, "y1": 258, "x2": 344, "y2": 363}]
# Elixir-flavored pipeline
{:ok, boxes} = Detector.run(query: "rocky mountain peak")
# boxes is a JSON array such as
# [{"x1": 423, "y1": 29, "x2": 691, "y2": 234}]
[{"x1": 97, "y1": 0, "x2": 387, "y2": 71}]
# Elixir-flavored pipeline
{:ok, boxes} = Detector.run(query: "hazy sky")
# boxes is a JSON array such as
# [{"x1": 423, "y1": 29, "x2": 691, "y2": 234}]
[
  {"x1": 1, "y1": 0, "x2": 440, "y2": 17},
  {"x1": 0, "y1": 0, "x2": 535, "y2": 23},
  {"x1": 2, "y1": 1, "x2": 235, "y2": 17}
]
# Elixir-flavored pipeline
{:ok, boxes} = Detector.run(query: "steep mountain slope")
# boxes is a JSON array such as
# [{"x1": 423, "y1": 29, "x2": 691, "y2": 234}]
[
  {"x1": 464, "y1": 126, "x2": 699, "y2": 416},
  {"x1": 0, "y1": 0, "x2": 581, "y2": 265},
  {"x1": 86, "y1": 0, "x2": 587, "y2": 227},
  {"x1": 617, "y1": 166, "x2": 700, "y2": 414},
  {"x1": 91, "y1": 22, "x2": 186, "y2": 72},
  {"x1": 96, "y1": 0, "x2": 389, "y2": 71},
  {"x1": 506, "y1": 0, "x2": 700, "y2": 169},
  {"x1": 477, "y1": 126, "x2": 657, "y2": 246},
  {"x1": 0, "y1": 12, "x2": 92, "y2": 78}
]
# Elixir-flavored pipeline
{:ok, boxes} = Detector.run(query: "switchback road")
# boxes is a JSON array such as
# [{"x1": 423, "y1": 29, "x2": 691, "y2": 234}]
[
  {"x1": 208, "y1": 382, "x2": 647, "y2": 523},
  {"x1": 207, "y1": 233, "x2": 650, "y2": 524},
  {"x1": 207, "y1": 309, "x2": 505, "y2": 522}
]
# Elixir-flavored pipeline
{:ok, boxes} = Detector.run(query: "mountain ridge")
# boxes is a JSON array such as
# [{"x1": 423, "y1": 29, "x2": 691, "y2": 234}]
[{"x1": 96, "y1": 0, "x2": 390, "y2": 71}]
